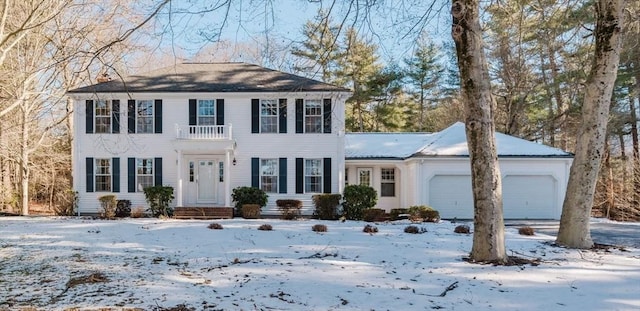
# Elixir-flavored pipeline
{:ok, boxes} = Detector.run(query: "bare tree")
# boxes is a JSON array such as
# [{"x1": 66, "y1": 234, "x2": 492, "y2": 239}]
[
  {"x1": 557, "y1": 0, "x2": 625, "y2": 248},
  {"x1": 451, "y1": 0, "x2": 506, "y2": 263}
]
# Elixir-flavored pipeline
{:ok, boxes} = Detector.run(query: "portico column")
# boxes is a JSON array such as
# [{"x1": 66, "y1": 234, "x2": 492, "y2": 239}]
[
  {"x1": 225, "y1": 149, "x2": 231, "y2": 207},
  {"x1": 176, "y1": 150, "x2": 183, "y2": 207}
]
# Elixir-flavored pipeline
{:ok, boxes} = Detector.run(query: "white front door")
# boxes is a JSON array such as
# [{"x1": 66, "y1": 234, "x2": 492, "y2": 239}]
[{"x1": 197, "y1": 160, "x2": 217, "y2": 202}]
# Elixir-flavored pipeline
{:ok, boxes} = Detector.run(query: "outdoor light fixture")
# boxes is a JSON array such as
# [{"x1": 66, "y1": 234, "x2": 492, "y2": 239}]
[{"x1": 232, "y1": 158, "x2": 237, "y2": 166}]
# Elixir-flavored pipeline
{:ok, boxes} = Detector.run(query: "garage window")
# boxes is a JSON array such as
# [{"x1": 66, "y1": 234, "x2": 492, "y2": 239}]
[{"x1": 380, "y1": 168, "x2": 395, "y2": 197}]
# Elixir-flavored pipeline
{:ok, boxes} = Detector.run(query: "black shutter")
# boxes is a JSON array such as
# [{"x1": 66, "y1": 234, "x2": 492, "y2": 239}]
[
  {"x1": 189, "y1": 99, "x2": 197, "y2": 125},
  {"x1": 112, "y1": 100, "x2": 120, "y2": 133},
  {"x1": 154, "y1": 100, "x2": 162, "y2": 133},
  {"x1": 86, "y1": 157, "x2": 94, "y2": 192},
  {"x1": 85, "y1": 100, "x2": 93, "y2": 134},
  {"x1": 295, "y1": 158, "x2": 303, "y2": 194},
  {"x1": 323, "y1": 158, "x2": 331, "y2": 193},
  {"x1": 279, "y1": 158, "x2": 287, "y2": 194},
  {"x1": 112, "y1": 158, "x2": 120, "y2": 193},
  {"x1": 128, "y1": 158, "x2": 136, "y2": 193},
  {"x1": 128, "y1": 99, "x2": 136, "y2": 133},
  {"x1": 279, "y1": 99, "x2": 287, "y2": 133},
  {"x1": 154, "y1": 158, "x2": 162, "y2": 186},
  {"x1": 323, "y1": 99, "x2": 332, "y2": 133},
  {"x1": 295, "y1": 99, "x2": 303, "y2": 133},
  {"x1": 216, "y1": 99, "x2": 224, "y2": 125},
  {"x1": 251, "y1": 99, "x2": 260, "y2": 133},
  {"x1": 251, "y1": 158, "x2": 260, "y2": 188}
]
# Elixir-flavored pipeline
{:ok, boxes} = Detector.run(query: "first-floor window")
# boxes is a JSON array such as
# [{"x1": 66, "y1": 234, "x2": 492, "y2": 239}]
[
  {"x1": 95, "y1": 158, "x2": 111, "y2": 192},
  {"x1": 358, "y1": 168, "x2": 372, "y2": 187},
  {"x1": 381, "y1": 168, "x2": 395, "y2": 197},
  {"x1": 136, "y1": 158, "x2": 154, "y2": 191},
  {"x1": 260, "y1": 159, "x2": 278, "y2": 193},
  {"x1": 305, "y1": 159, "x2": 322, "y2": 193}
]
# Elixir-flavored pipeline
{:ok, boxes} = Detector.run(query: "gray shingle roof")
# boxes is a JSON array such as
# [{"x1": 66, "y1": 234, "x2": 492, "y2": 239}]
[{"x1": 68, "y1": 62, "x2": 350, "y2": 93}]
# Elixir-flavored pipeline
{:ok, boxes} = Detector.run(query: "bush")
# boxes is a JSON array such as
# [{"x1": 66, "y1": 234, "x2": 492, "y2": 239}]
[
  {"x1": 143, "y1": 186, "x2": 174, "y2": 218},
  {"x1": 312, "y1": 194, "x2": 342, "y2": 220},
  {"x1": 454, "y1": 224, "x2": 471, "y2": 234},
  {"x1": 208, "y1": 223, "x2": 224, "y2": 230},
  {"x1": 258, "y1": 224, "x2": 273, "y2": 231},
  {"x1": 389, "y1": 208, "x2": 408, "y2": 221},
  {"x1": 407, "y1": 205, "x2": 440, "y2": 222},
  {"x1": 98, "y1": 195, "x2": 117, "y2": 219},
  {"x1": 518, "y1": 226, "x2": 535, "y2": 236},
  {"x1": 312, "y1": 224, "x2": 328, "y2": 232},
  {"x1": 342, "y1": 185, "x2": 377, "y2": 220},
  {"x1": 404, "y1": 225, "x2": 427, "y2": 234},
  {"x1": 231, "y1": 186, "x2": 268, "y2": 214},
  {"x1": 362, "y1": 208, "x2": 386, "y2": 222},
  {"x1": 276, "y1": 199, "x2": 302, "y2": 220},
  {"x1": 54, "y1": 190, "x2": 78, "y2": 216},
  {"x1": 363, "y1": 224, "x2": 378, "y2": 233},
  {"x1": 130, "y1": 206, "x2": 146, "y2": 218},
  {"x1": 241, "y1": 204, "x2": 261, "y2": 219},
  {"x1": 115, "y1": 200, "x2": 131, "y2": 218}
]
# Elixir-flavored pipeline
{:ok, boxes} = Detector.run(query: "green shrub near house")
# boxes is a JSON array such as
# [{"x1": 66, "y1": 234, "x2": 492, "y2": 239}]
[
  {"x1": 143, "y1": 186, "x2": 174, "y2": 218},
  {"x1": 312, "y1": 194, "x2": 342, "y2": 220},
  {"x1": 407, "y1": 205, "x2": 440, "y2": 222},
  {"x1": 231, "y1": 186, "x2": 268, "y2": 217},
  {"x1": 342, "y1": 184, "x2": 377, "y2": 220}
]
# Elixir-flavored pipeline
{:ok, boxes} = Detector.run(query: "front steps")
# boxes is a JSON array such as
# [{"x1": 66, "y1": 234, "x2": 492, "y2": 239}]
[{"x1": 173, "y1": 207, "x2": 234, "y2": 219}]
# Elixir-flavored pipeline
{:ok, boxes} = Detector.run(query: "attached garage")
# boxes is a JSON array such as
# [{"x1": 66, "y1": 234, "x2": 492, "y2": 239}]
[
  {"x1": 502, "y1": 175, "x2": 557, "y2": 219},
  {"x1": 428, "y1": 175, "x2": 473, "y2": 219}
]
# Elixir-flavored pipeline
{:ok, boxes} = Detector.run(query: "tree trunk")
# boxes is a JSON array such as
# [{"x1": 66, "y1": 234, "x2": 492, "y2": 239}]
[
  {"x1": 631, "y1": 65, "x2": 640, "y2": 209},
  {"x1": 452, "y1": 0, "x2": 507, "y2": 263},
  {"x1": 20, "y1": 106, "x2": 29, "y2": 216},
  {"x1": 557, "y1": 0, "x2": 624, "y2": 248}
]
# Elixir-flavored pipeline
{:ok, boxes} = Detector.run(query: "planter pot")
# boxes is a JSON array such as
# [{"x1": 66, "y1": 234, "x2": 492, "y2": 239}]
[{"x1": 241, "y1": 204, "x2": 261, "y2": 219}]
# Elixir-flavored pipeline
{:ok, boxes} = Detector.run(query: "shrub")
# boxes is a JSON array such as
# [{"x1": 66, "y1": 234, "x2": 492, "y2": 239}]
[
  {"x1": 241, "y1": 204, "x2": 261, "y2": 219},
  {"x1": 208, "y1": 223, "x2": 224, "y2": 230},
  {"x1": 143, "y1": 186, "x2": 174, "y2": 218},
  {"x1": 54, "y1": 190, "x2": 78, "y2": 216},
  {"x1": 518, "y1": 226, "x2": 535, "y2": 236},
  {"x1": 231, "y1": 186, "x2": 268, "y2": 214},
  {"x1": 363, "y1": 224, "x2": 378, "y2": 233},
  {"x1": 312, "y1": 224, "x2": 328, "y2": 232},
  {"x1": 312, "y1": 194, "x2": 342, "y2": 220},
  {"x1": 362, "y1": 208, "x2": 386, "y2": 222},
  {"x1": 342, "y1": 185, "x2": 377, "y2": 220},
  {"x1": 115, "y1": 200, "x2": 131, "y2": 218},
  {"x1": 258, "y1": 224, "x2": 273, "y2": 231},
  {"x1": 407, "y1": 205, "x2": 440, "y2": 222},
  {"x1": 98, "y1": 195, "x2": 117, "y2": 219},
  {"x1": 389, "y1": 208, "x2": 408, "y2": 221},
  {"x1": 276, "y1": 199, "x2": 302, "y2": 220},
  {"x1": 130, "y1": 206, "x2": 146, "y2": 218},
  {"x1": 454, "y1": 224, "x2": 471, "y2": 234},
  {"x1": 404, "y1": 225, "x2": 427, "y2": 234}
]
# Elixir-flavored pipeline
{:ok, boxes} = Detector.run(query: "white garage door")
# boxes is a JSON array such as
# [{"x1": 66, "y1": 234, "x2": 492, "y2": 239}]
[
  {"x1": 503, "y1": 175, "x2": 556, "y2": 219},
  {"x1": 429, "y1": 175, "x2": 474, "y2": 219}
]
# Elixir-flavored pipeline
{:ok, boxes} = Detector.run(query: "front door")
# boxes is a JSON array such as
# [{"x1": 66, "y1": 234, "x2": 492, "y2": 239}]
[{"x1": 197, "y1": 160, "x2": 217, "y2": 203}]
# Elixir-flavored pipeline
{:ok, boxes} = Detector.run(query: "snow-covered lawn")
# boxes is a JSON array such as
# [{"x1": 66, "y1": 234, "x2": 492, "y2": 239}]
[{"x1": 1, "y1": 217, "x2": 638, "y2": 310}]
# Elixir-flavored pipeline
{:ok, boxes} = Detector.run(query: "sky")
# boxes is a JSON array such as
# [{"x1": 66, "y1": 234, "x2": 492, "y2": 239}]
[{"x1": 1, "y1": 217, "x2": 638, "y2": 310}]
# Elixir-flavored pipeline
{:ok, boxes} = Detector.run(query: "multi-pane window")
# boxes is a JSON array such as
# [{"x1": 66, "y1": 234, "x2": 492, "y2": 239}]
[
  {"x1": 305, "y1": 159, "x2": 322, "y2": 193},
  {"x1": 358, "y1": 168, "x2": 372, "y2": 187},
  {"x1": 304, "y1": 100, "x2": 322, "y2": 133},
  {"x1": 260, "y1": 159, "x2": 278, "y2": 193},
  {"x1": 381, "y1": 168, "x2": 395, "y2": 197},
  {"x1": 136, "y1": 158, "x2": 154, "y2": 191},
  {"x1": 260, "y1": 99, "x2": 278, "y2": 133},
  {"x1": 136, "y1": 100, "x2": 154, "y2": 133},
  {"x1": 198, "y1": 100, "x2": 216, "y2": 125},
  {"x1": 95, "y1": 100, "x2": 111, "y2": 133},
  {"x1": 95, "y1": 158, "x2": 111, "y2": 192}
]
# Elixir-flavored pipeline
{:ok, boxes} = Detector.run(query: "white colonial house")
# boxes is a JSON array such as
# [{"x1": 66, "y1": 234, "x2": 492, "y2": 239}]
[
  {"x1": 345, "y1": 122, "x2": 573, "y2": 220},
  {"x1": 68, "y1": 63, "x2": 351, "y2": 217},
  {"x1": 70, "y1": 62, "x2": 573, "y2": 219}
]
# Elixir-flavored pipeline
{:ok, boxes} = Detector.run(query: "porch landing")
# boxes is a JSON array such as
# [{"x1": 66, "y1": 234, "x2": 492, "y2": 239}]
[{"x1": 173, "y1": 207, "x2": 234, "y2": 219}]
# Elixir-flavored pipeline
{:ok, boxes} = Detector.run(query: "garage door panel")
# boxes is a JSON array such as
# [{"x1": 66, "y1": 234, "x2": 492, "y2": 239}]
[
  {"x1": 503, "y1": 175, "x2": 556, "y2": 219},
  {"x1": 429, "y1": 175, "x2": 474, "y2": 219}
]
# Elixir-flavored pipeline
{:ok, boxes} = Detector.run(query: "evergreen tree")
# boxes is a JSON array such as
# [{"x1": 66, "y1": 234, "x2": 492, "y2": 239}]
[{"x1": 291, "y1": 9, "x2": 341, "y2": 83}]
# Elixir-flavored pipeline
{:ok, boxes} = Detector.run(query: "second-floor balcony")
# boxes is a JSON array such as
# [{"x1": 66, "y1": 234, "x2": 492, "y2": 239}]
[{"x1": 175, "y1": 124, "x2": 232, "y2": 140}]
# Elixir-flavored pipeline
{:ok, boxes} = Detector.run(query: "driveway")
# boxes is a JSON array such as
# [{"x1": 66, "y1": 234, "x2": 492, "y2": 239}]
[{"x1": 506, "y1": 219, "x2": 640, "y2": 249}]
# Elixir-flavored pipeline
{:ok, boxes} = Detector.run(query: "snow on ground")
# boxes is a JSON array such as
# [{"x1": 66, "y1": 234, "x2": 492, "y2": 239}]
[{"x1": 0, "y1": 217, "x2": 639, "y2": 311}]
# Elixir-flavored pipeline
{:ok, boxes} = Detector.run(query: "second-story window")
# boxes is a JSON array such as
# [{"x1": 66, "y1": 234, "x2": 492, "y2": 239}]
[
  {"x1": 95, "y1": 100, "x2": 111, "y2": 133},
  {"x1": 304, "y1": 100, "x2": 322, "y2": 133},
  {"x1": 260, "y1": 99, "x2": 278, "y2": 133},
  {"x1": 198, "y1": 100, "x2": 216, "y2": 125},
  {"x1": 136, "y1": 100, "x2": 154, "y2": 133}
]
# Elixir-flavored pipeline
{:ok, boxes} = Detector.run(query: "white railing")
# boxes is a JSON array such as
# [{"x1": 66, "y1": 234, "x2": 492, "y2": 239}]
[{"x1": 175, "y1": 124, "x2": 232, "y2": 140}]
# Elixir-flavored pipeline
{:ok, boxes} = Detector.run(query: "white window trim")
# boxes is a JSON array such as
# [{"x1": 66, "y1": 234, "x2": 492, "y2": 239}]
[
  {"x1": 260, "y1": 158, "x2": 279, "y2": 193},
  {"x1": 136, "y1": 100, "x2": 154, "y2": 133},
  {"x1": 197, "y1": 99, "x2": 216, "y2": 125},
  {"x1": 304, "y1": 99, "x2": 322, "y2": 133},
  {"x1": 304, "y1": 158, "x2": 323, "y2": 193},
  {"x1": 95, "y1": 158, "x2": 111, "y2": 192},
  {"x1": 380, "y1": 168, "x2": 396, "y2": 197},
  {"x1": 94, "y1": 100, "x2": 111, "y2": 134},
  {"x1": 260, "y1": 99, "x2": 279, "y2": 133},
  {"x1": 136, "y1": 158, "x2": 154, "y2": 192}
]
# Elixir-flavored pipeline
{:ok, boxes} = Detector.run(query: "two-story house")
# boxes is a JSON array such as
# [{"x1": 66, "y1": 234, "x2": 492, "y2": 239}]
[{"x1": 68, "y1": 63, "x2": 351, "y2": 216}]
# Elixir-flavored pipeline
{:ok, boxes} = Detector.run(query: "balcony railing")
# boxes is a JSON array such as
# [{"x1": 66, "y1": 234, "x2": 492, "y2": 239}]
[{"x1": 175, "y1": 124, "x2": 232, "y2": 140}]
